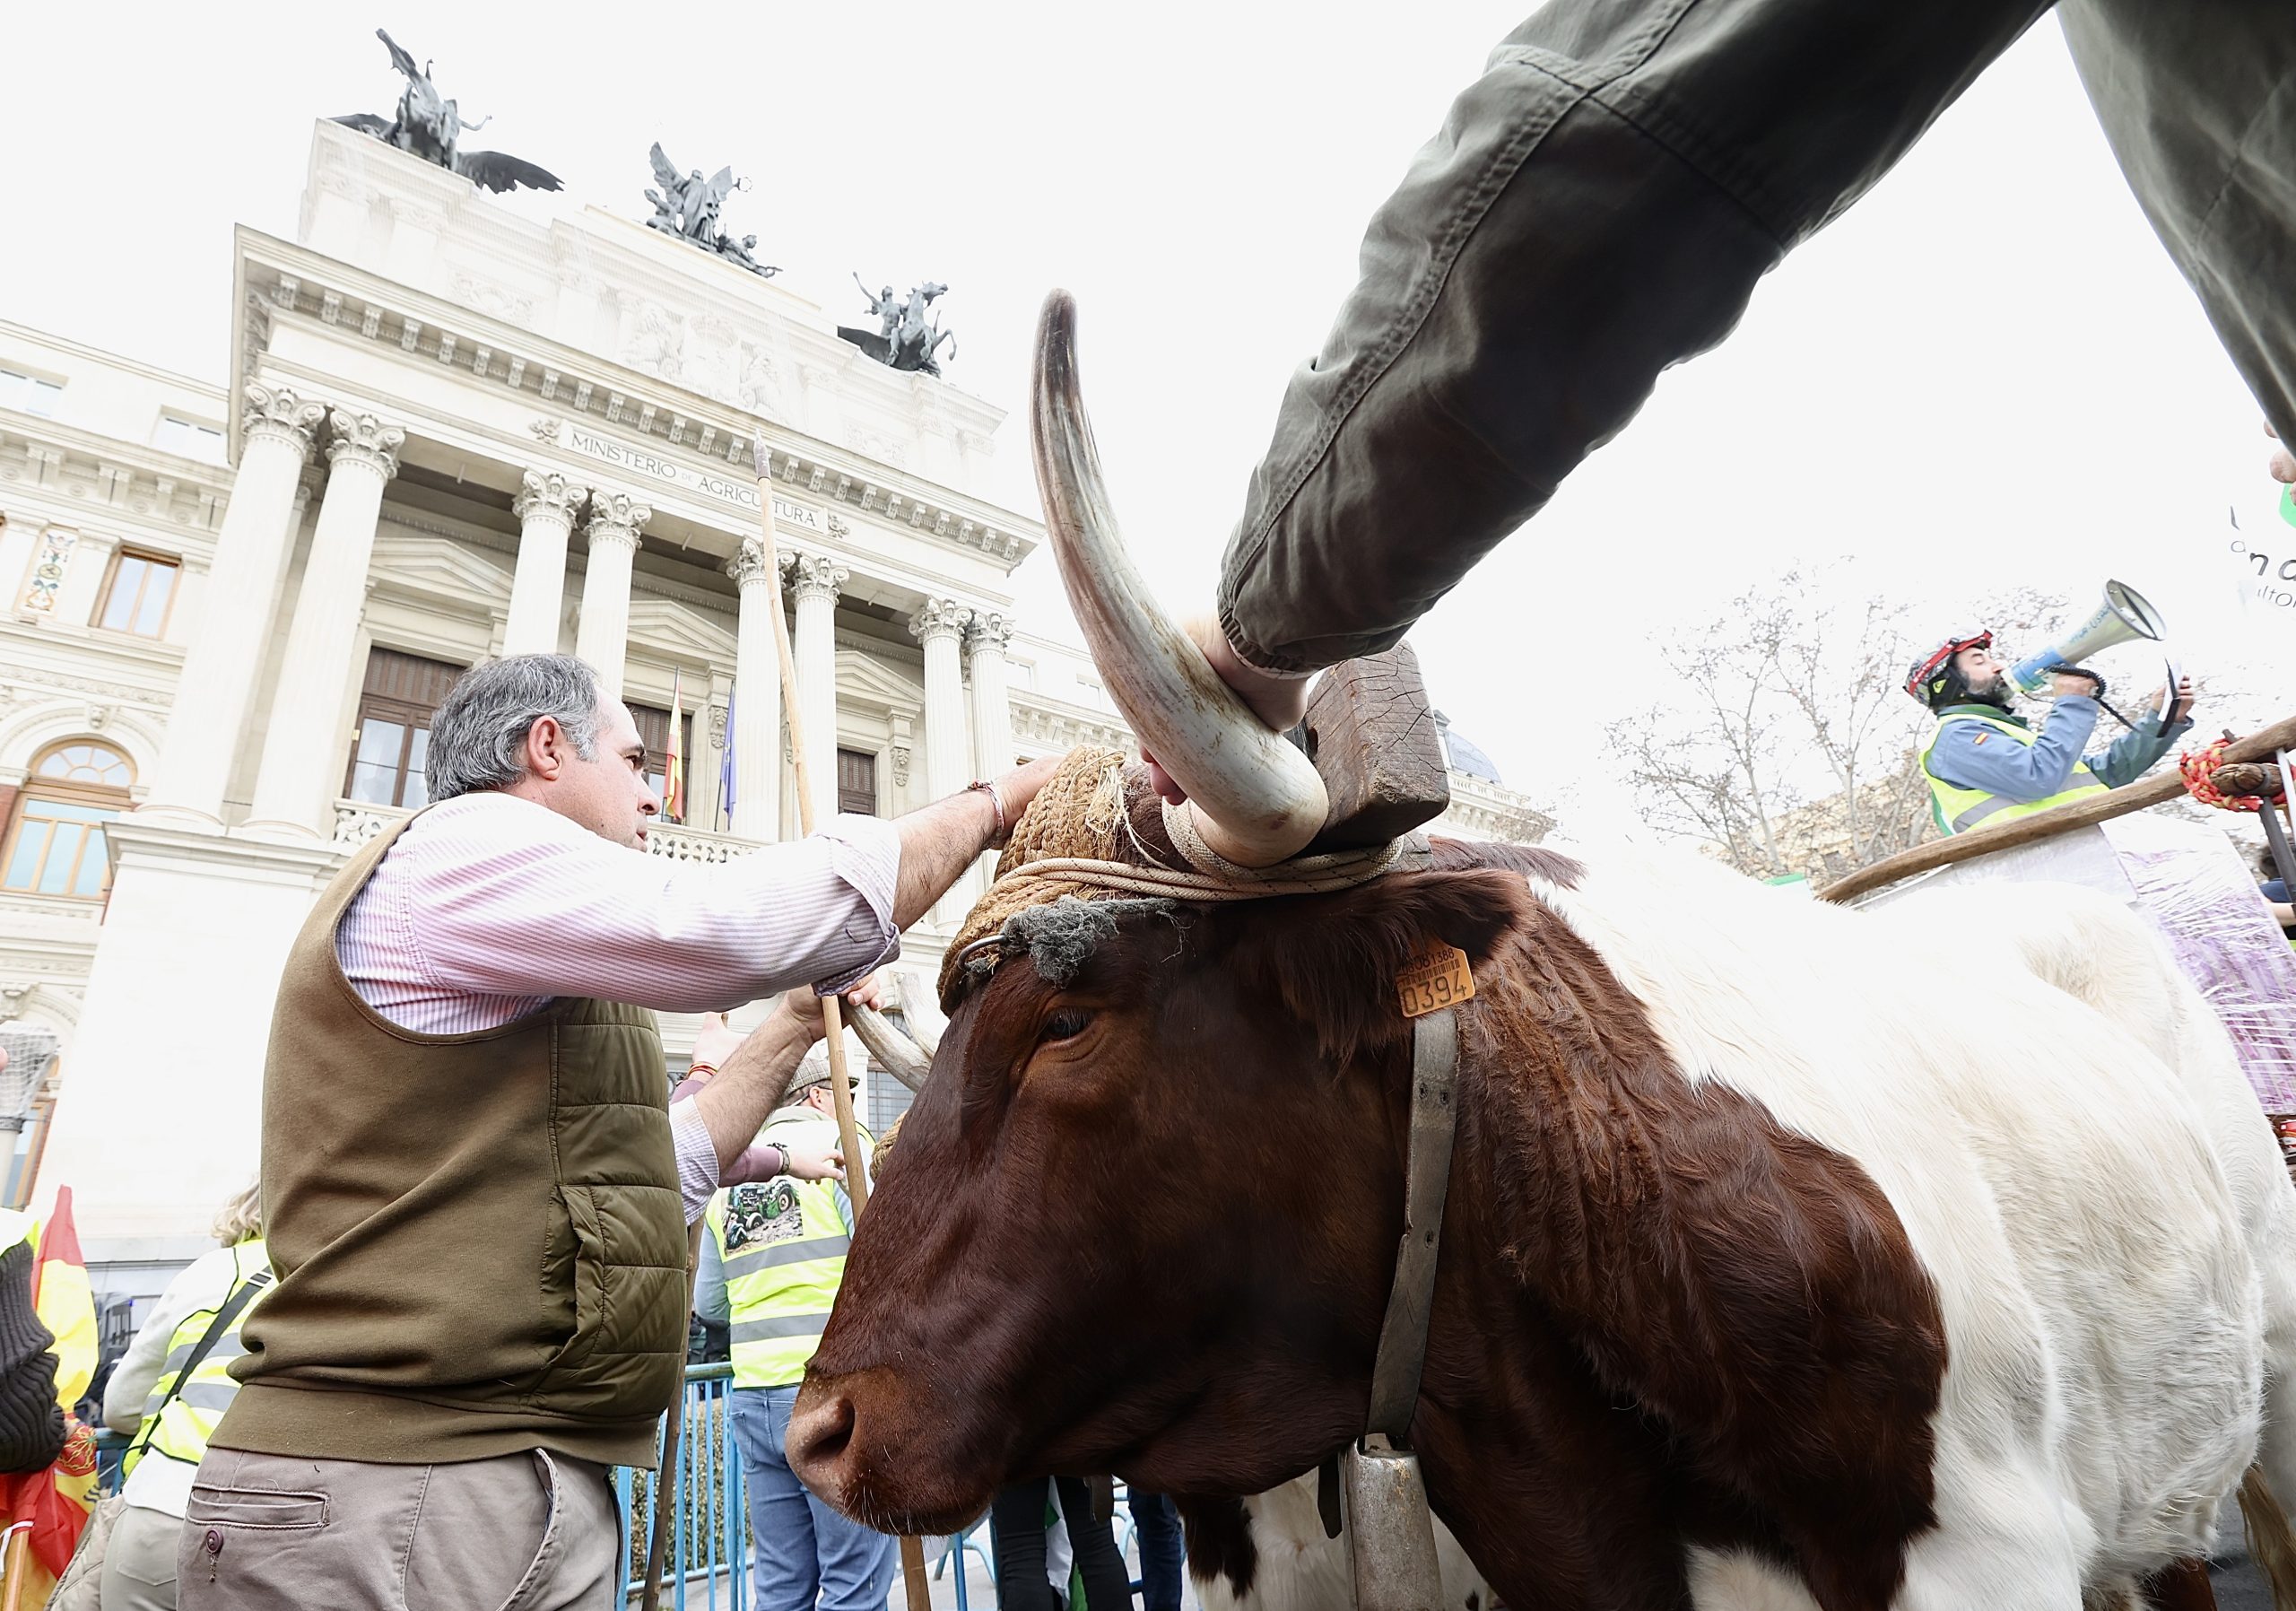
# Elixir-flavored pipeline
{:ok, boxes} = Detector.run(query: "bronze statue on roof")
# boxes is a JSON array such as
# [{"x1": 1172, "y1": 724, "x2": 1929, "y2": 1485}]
[{"x1": 332, "y1": 29, "x2": 562, "y2": 196}]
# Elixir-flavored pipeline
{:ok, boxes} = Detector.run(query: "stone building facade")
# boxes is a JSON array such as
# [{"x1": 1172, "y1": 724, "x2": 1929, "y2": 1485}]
[{"x1": 0, "y1": 123, "x2": 1549, "y2": 1285}]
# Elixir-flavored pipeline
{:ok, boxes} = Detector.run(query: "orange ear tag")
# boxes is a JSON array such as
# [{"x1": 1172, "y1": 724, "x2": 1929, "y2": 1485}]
[{"x1": 1396, "y1": 943, "x2": 1474, "y2": 1018}]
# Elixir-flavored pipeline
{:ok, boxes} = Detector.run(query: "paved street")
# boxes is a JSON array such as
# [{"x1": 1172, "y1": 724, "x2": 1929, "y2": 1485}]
[{"x1": 2214, "y1": 1521, "x2": 2271, "y2": 1611}]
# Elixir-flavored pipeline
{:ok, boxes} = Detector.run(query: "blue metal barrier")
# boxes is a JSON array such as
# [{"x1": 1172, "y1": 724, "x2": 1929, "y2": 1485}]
[{"x1": 615, "y1": 1364, "x2": 749, "y2": 1610}]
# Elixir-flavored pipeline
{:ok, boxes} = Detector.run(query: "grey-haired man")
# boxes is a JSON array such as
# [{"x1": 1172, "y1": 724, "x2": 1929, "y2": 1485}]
[{"x1": 183, "y1": 654, "x2": 1052, "y2": 1611}]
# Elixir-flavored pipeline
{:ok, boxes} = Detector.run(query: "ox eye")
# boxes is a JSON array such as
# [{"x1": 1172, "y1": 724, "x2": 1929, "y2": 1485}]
[{"x1": 1039, "y1": 1008, "x2": 1092, "y2": 1044}]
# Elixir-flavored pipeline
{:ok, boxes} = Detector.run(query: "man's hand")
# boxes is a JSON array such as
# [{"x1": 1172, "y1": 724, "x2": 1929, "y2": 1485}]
[
  {"x1": 722, "y1": 1139, "x2": 845, "y2": 1185},
  {"x1": 778, "y1": 972, "x2": 883, "y2": 1041},
  {"x1": 690, "y1": 1011, "x2": 742, "y2": 1072},
  {"x1": 2049, "y1": 670, "x2": 2102, "y2": 699},
  {"x1": 990, "y1": 755, "x2": 1062, "y2": 845},
  {"x1": 2269, "y1": 420, "x2": 2295, "y2": 487},
  {"x1": 2146, "y1": 675, "x2": 2197, "y2": 723},
  {"x1": 1142, "y1": 614, "x2": 1313, "y2": 806},
  {"x1": 888, "y1": 761, "x2": 1060, "y2": 929}
]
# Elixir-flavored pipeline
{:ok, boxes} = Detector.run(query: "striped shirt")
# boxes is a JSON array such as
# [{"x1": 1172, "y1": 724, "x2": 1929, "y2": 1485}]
[{"x1": 335, "y1": 792, "x2": 902, "y2": 1220}]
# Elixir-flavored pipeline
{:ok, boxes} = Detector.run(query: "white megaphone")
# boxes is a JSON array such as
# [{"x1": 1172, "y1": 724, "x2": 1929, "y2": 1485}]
[{"x1": 2006, "y1": 579, "x2": 2168, "y2": 697}]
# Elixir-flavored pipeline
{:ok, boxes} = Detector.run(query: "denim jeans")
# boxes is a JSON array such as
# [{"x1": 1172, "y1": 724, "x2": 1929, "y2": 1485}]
[
  {"x1": 1127, "y1": 1491, "x2": 1184, "y2": 1611},
  {"x1": 729, "y1": 1385, "x2": 898, "y2": 1611}
]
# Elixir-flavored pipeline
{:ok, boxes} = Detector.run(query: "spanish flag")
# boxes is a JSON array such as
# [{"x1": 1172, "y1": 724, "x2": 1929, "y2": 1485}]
[{"x1": 2, "y1": 1186, "x2": 99, "y2": 1599}]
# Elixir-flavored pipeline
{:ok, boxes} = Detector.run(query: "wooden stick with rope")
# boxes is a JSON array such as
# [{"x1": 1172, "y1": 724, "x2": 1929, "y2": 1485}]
[{"x1": 745, "y1": 436, "x2": 934, "y2": 1611}]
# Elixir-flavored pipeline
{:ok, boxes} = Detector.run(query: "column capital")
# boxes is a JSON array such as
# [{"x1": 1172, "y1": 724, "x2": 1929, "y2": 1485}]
[
  {"x1": 787, "y1": 551, "x2": 849, "y2": 605},
  {"x1": 585, "y1": 492, "x2": 652, "y2": 551},
  {"x1": 909, "y1": 597, "x2": 973, "y2": 645},
  {"x1": 324, "y1": 409, "x2": 404, "y2": 479},
  {"x1": 963, "y1": 610, "x2": 1014, "y2": 655},
  {"x1": 726, "y1": 539, "x2": 778, "y2": 591},
  {"x1": 514, "y1": 468, "x2": 588, "y2": 525},
  {"x1": 241, "y1": 382, "x2": 326, "y2": 458}
]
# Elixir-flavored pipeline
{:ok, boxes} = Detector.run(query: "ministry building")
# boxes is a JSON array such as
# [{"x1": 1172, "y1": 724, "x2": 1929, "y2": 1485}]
[{"x1": 0, "y1": 121, "x2": 1551, "y2": 1293}]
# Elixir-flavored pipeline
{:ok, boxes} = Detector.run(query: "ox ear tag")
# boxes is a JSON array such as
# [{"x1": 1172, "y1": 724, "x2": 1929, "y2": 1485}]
[{"x1": 1396, "y1": 943, "x2": 1474, "y2": 1019}]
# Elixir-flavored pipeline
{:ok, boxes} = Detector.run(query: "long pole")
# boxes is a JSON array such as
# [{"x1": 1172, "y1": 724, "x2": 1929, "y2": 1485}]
[{"x1": 751, "y1": 436, "x2": 935, "y2": 1611}]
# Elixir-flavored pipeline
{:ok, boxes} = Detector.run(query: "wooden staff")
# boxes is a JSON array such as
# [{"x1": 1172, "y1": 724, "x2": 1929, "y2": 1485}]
[
  {"x1": 1822, "y1": 712, "x2": 2296, "y2": 904},
  {"x1": 748, "y1": 436, "x2": 935, "y2": 1611}
]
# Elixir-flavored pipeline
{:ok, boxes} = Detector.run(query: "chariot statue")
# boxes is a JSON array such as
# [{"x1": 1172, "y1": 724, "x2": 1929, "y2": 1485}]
[{"x1": 332, "y1": 29, "x2": 561, "y2": 195}]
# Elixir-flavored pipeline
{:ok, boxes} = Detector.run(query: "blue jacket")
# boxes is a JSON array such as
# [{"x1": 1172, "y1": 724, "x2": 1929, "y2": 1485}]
[{"x1": 1926, "y1": 696, "x2": 2190, "y2": 803}]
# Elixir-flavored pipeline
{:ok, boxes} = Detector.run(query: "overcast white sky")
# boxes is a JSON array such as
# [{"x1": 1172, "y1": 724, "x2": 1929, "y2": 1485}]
[{"x1": 3, "y1": 4, "x2": 2284, "y2": 823}]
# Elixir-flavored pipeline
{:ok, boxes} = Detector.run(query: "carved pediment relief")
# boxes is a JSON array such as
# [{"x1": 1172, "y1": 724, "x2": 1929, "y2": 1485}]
[
  {"x1": 834, "y1": 647, "x2": 924, "y2": 715},
  {"x1": 369, "y1": 534, "x2": 513, "y2": 610},
  {"x1": 626, "y1": 594, "x2": 736, "y2": 663}
]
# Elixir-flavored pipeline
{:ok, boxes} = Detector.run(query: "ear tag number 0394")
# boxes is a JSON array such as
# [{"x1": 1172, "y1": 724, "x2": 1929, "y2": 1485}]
[{"x1": 1396, "y1": 943, "x2": 1474, "y2": 1019}]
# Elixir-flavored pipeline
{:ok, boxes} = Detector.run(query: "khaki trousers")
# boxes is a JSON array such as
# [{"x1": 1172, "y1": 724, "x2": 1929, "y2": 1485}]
[
  {"x1": 100, "y1": 1502, "x2": 187, "y2": 1611},
  {"x1": 174, "y1": 1448, "x2": 618, "y2": 1611}
]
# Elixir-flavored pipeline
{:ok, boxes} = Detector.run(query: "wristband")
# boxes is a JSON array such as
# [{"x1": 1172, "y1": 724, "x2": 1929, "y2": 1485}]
[
  {"x1": 773, "y1": 1142, "x2": 792, "y2": 1177},
  {"x1": 967, "y1": 779, "x2": 1007, "y2": 841}
]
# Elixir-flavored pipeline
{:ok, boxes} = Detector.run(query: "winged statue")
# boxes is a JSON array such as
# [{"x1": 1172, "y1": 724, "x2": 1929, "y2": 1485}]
[
  {"x1": 332, "y1": 29, "x2": 562, "y2": 196},
  {"x1": 640, "y1": 144, "x2": 780, "y2": 278}
]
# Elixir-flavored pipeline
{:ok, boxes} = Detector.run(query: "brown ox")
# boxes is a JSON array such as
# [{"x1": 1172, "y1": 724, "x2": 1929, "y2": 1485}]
[
  {"x1": 787, "y1": 297, "x2": 2296, "y2": 1611},
  {"x1": 790, "y1": 827, "x2": 1966, "y2": 1607}
]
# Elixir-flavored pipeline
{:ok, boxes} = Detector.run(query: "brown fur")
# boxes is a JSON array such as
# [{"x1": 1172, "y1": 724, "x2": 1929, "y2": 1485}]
[
  {"x1": 797, "y1": 844, "x2": 1946, "y2": 1610},
  {"x1": 2137, "y1": 1558, "x2": 2217, "y2": 1610},
  {"x1": 2240, "y1": 1465, "x2": 2296, "y2": 1609}
]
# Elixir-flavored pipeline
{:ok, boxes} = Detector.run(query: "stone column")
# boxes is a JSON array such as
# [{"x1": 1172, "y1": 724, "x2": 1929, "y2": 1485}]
[
  {"x1": 503, "y1": 470, "x2": 587, "y2": 656},
  {"x1": 726, "y1": 541, "x2": 784, "y2": 843},
  {"x1": 911, "y1": 598, "x2": 973, "y2": 922},
  {"x1": 965, "y1": 612, "x2": 1016, "y2": 778},
  {"x1": 572, "y1": 493, "x2": 650, "y2": 701},
  {"x1": 788, "y1": 553, "x2": 848, "y2": 830},
  {"x1": 142, "y1": 382, "x2": 326, "y2": 824},
  {"x1": 962, "y1": 613, "x2": 1016, "y2": 903},
  {"x1": 242, "y1": 408, "x2": 404, "y2": 840}
]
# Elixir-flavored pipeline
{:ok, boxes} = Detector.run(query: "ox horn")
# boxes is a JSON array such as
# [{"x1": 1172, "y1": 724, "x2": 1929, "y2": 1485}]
[{"x1": 1031, "y1": 292, "x2": 1326, "y2": 867}]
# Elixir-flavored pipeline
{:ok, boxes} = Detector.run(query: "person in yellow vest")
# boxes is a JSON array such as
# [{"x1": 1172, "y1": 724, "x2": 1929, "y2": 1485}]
[
  {"x1": 697, "y1": 1045, "x2": 895, "y2": 1611},
  {"x1": 98, "y1": 1188, "x2": 271, "y2": 1611},
  {"x1": 1904, "y1": 631, "x2": 2196, "y2": 837}
]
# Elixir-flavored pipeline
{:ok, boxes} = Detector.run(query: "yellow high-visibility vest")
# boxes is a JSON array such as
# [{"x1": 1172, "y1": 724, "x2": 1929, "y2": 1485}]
[
  {"x1": 1920, "y1": 709, "x2": 2109, "y2": 835},
  {"x1": 124, "y1": 1239, "x2": 271, "y2": 1478},
  {"x1": 706, "y1": 1115, "x2": 865, "y2": 1390}
]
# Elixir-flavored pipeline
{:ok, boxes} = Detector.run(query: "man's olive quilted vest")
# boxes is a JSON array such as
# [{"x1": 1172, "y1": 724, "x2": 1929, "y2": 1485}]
[{"x1": 212, "y1": 811, "x2": 688, "y2": 1468}]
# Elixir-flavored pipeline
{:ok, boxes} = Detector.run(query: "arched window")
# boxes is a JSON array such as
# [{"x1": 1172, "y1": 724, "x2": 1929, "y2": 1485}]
[{"x1": 3, "y1": 739, "x2": 134, "y2": 900}]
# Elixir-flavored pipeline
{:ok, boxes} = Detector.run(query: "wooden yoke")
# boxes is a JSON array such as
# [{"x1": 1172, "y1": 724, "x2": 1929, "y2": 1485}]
[{"x1": 1301, "y1": 643, "x2": 1452, "y2": 852}]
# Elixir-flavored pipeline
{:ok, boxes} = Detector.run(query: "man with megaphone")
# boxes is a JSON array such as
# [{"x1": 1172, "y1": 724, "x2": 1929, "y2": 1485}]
[{"x1": 1905, "y1": 620, "x2": 2196, "y2": 839}]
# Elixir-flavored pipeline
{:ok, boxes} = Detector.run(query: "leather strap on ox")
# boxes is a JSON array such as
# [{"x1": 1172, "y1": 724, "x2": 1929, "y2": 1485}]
[{"x1": 1326, "y1": 1006, "x2": 1460, "y2": 1611}]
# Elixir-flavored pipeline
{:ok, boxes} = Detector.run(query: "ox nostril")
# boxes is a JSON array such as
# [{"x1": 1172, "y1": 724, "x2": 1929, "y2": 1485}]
[{"x1": 787, "y1": 1392, "x2": 856, "y2": 1476}]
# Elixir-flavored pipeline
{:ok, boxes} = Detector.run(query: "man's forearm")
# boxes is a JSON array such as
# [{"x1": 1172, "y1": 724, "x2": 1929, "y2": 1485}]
[
  {"x1": 1216, "y1": 0, "x2": 2045, "y2": 673},
  {"x1": 692, "y1": 1009, "x2": 813, "y2": 1174},
  {"x1": 891, "y1": 787, "x2": 1001, "y2": 929}
]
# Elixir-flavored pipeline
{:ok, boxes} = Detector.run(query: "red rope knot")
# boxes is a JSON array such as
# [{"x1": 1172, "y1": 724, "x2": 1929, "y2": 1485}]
[{"x1": 2179, "y1": 738, "x2": 2265, "y2": 812}]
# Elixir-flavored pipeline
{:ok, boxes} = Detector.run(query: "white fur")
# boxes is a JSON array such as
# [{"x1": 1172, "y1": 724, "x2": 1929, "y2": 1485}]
[
  {"x1": 1516, "y1": 849, "x2": 2296, "y2": 1610},
  {"x1": 1190, "y1": 1473, "x2": 1491, "y2": 1611}
]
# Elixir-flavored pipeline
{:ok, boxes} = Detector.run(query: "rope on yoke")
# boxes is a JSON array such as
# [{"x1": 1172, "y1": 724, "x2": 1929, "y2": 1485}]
[
  {"x1": 2182, "y1": 737, "x2": 2266, "y2": 813},
  {"x1": 938, "y1": 745, "x2": 1420, "y2": 1006}
]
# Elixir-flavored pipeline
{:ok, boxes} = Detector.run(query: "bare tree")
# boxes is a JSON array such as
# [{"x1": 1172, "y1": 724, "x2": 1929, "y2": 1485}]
[{"x1": 1612, "y1": 575, "x2": 2070, "y2": 885}]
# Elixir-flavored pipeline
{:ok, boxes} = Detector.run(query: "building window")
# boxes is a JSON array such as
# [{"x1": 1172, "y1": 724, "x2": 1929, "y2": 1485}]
[
  {"x1": 836, "y1": 748, "x2": 879, "y2": 816},
  {"x1": 152, "y1": 416, "x2": 226, "y2": 464},
  {"x1": 344, "y1": 649, "x2": 465, "y2": 809},
  {"x1": 2, "y1": 741, "x2": 134, "y2": 901},
  {"x1": 0, "y1": 371, "x2": 63, "y2": 421},
  {"x1": 94, "y1": 550, "x2": 179, "y2": 637},
  {"x1": 630, "y1": 704, "x2": 697, "y2": 819}
]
